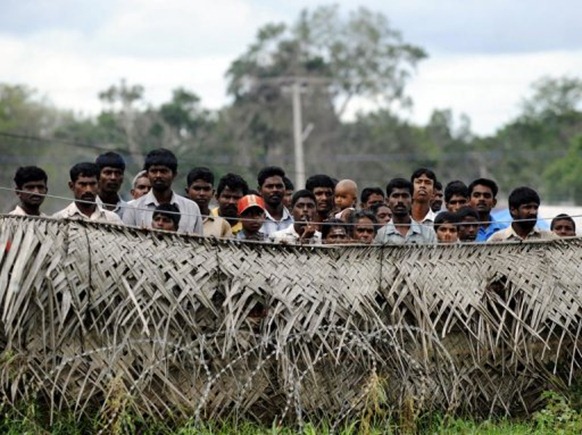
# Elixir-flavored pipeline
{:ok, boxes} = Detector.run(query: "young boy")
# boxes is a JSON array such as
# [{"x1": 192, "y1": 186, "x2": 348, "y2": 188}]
[
  {"x1": 434, "y1": 211, "x2": 459, "y2": 244},
  {"x1": 334, "y1": 179, "x2": 358, "y2": 221},
  {"x1": 456, "y1": 207, "x2": 480, "y2": 243},
  {"x1": 236, "y1": 194, "x2": 267, "y2": 241},
  {"x1": 551, "y1": 213, "x2": 576, "y2": 237},
  {"x1": 152, "y1": 203, "x2": 180, "y2": 232}
]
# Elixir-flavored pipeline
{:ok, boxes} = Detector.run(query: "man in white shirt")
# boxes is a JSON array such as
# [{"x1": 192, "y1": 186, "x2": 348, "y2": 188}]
[
  {"x1": 9, "y1": 166, "x2": 49, "y2": 217},
  {"x1": 53, "y1": 162, "x2": 122, "y2": 224},
  {"x1": 270, "y1": 190, "x2": 321, "y2": 244},
  {"x1": 95, "y1": 151, "x2": 128, "y2": 218},
  {"x1": 123, "y1": 148, "x2": 203, "y2": 234}
]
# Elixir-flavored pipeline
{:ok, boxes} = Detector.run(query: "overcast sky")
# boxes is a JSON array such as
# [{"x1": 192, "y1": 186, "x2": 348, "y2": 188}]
[{"x1": 1, "y1": 0, "x2": 581, "y2": 135}]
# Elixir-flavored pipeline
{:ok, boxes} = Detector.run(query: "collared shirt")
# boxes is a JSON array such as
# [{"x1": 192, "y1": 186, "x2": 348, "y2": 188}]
[
  {"x1": 476, "y1": 215, "x2": 507, "y2": 242},
  {"x1": 374, "y1": 219, "x2": 437, "y2": 245},
  {"x1": 211, "y1": 207, "x2": 242, "y2": 235},
  {"x1": 270, "y1": 224, "x2": 321, "y2": 245},
  {"x1": 9, "y1": 205, "x2": 47, "y2": 217},
  {"x1": 203, "y1": 215, "x2": 232, "y2": 238},
  {"x1": 487, "y1": 225, "x2": 558, "y2": 242},
  {"x1": 53, "y1": 202, "x2": 123, "y2": 224},
  {"x1": 261, "y1": 207, "x2": 294, "y2": 237},
  {"x1": 236, "y1": 230, "x2": 267, "y2": 241},
  {"x1": 122, "y1": 190, "x2": 203, "y2": 235},
  {"x1": 96, "y1": 196, "x2": 129, "y2": 219},
  {"x1": 420, "y1": 208, "x2": 437, "y2": 225}
]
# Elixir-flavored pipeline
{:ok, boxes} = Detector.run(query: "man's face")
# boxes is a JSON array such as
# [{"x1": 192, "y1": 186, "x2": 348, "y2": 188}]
[
  {"x1": 353, "y1": 217, "x2": 376, "y2": 244},
  {"x1": 458, "y1": 217, "x2": 479, "y2": 242},
  {"x1": 17, "y1": 180, "x2": 47, "y2": 208},
  {"x1": 99, "y1": 166, "x2": 124, "y2": 194},
  {"x1": 412, "y1": 174, "x2": 434, "y2": 203},
  {"x1": 292, "y1": 197, "x2": 316, "y2": 225},
  {"x1": 375, "y1": 205, "x2": 392, "y2": 225},
  {"x1": 217, "y1": 186, "x2": 244, "y2": 218},
  {"x1": 510, "y1": 201, "x2": 539, "y2": 231},
  {"x1": 431, "y1": 189, "x2": 443, "y2": 212},
  {"x1": 552, "y1": 219, "x2": 576, "y2": 237},
  {"x1": 259, "y1": 176, "x2": 285, "y2": 208},
  {"x1": 446, "y1": 195, "x2": 468, "y2": 213},
  {"x1": 70, "y1": 175, "x2": 98, "y2": 203},
  {"x1": 325, "y1": 227, "x2": 350, "y2": 244},
  {"x1": 148, "y1": 165, "x2": 175, "y2": 192},
  {"x1": 152, "y1": 214, "x2": 177, "y2": 231},
  {"x1": 363, "y1": 193, "x2": 384, "y2": 210},
  {"x1": 436, "y1": 223, "x2": 458, "y2": 244},
  {"x1": 131, "y1": 176, "x2": 151, "y2": 199},
  {"x1": 388, "y1": 188, "x2": 412, "y2": 217},
  {"x1": 470, "y1": 185, "x2": 496, "y2": 215},
  {"x1": 312, "y1": 187, "x2": 334, "y2": 215},
  {"x1": 186, "y1": 179, "x2": 214, "y2": 210}
]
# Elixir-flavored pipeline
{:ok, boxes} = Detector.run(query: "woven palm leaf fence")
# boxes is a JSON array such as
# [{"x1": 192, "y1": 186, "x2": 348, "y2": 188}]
[{"x1": 0, "y1": 215, "x2": 580, "y2": 430}]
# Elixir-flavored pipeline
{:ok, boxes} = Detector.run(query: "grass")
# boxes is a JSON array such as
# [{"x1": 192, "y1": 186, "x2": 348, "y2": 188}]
[{"x1": 1, "y1": 390, "x2": 582, "y2": 435}]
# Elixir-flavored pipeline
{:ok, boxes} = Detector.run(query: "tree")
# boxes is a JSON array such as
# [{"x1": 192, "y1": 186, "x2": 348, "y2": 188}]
[{"x1": 521, "y1": 76, "x2": 582, "y2": 120}]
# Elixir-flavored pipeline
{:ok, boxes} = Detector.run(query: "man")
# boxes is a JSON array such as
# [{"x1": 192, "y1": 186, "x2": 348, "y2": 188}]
[
  {"x1": 258, "y1": 166, "x2": 293, "y2": 236},
  {"x1": 305, "y1": 174, "x2": 335, "y2": 225},
  {"x1": 431, "y1": 181, "x2": 443, "y2": 213},
  {"x1": 457, "y1": 206, "x2": 480, "y2": 243},
  {"x1": 360, "y1": 187, "x2": 385, "y2": 210},
  {"x1": 53, "y1": 162, "x2": 122, "y2": 224},
  {"x1": 186, "y1": 167, "x2": 232, "y2": 238},
  {"x1": 129, "y1": 170, "x2": 151, "y2": 200},
  {"x1": 410, "y1": 168, "x2": 438, "y2": 224},
  {"x1": 444, "y1": 181, "x2": 469, "y2": 213},
  {"x1": 211, "y1": 173, "x2": 249, "y2": 235},
  {"x1": 468, "y1": 178, "x2": 507, "y2": 242},
  {"x1": 270, "y1": 190, "x2": 321, "y2": 244},
  {"x1": 123, "y1": 148, "x2": 202, "y2": 234},
  {"x1": 10, "y1": 166, "x2": 48, "y2": 216},
  {"x1": 375, "y1": 178, "x2": 436, "y2": 245},
  {"x1": 551, "y1": 213, "x2": 576, "y2": 237},
  {"x1": 350, "y1": 210, "x2": 378, "y2": 244},
  {"x1": 95, "y1": 152, "x2": 128, "y2": 218},
  {"x1": 487, "y1": 186, "x2": 557, "y2": 242},
  {"x1": 322, "y1": 219, "x2": 351, "y2": 244}
]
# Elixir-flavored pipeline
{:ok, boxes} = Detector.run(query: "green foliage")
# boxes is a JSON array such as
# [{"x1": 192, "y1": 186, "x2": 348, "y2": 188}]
[{"x1": 533, "y1": 391, "x2": 582, "y2": 434}]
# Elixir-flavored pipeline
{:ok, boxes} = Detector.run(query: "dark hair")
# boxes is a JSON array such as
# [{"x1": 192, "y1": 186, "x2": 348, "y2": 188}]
[
  {"x1": 349, "y1": 210, "x2": 378, "y2": 235},
  {"x1": 216, "y1": 173, "x2": 249, "y2": 196},
  {"x1": 153, "y1": 203, "x2": 181, "y2": 228},
  {"x1": 434, "y1": 211, "x2": 459, "y2": 229},
  {"x1": 468, "y1": 178, "x2": 499, "y2": 198},
  {"x1": 410, "y1": 167, "x2": 437, "y2": 185},
  {"x1": 144, "y1": 148, "x2": 178, "y2": 173},
  {"x1": 95, "y1": 152, "x2": 125, "y2": 171},
  {"x1": 360, "y1": 187, "x2": 384, "y2": 204},
  {"x1": 508, "y1": 186, "x2": 540, "y2": 209},
  {"x1": 70, "y1": 162, "x2": 99, "y2": 182},
  {"x1": 257, "y1": 166, "x2": 285, "y2": 187},
  {"x1": 305, "y1": 174, "x2": 335, "y2": 192},
  {"x1": 386, "y1": 178, "x2": 413, "y2": 197},
  {"x1": 321, "y1": 218, "x2": 349, "y2": 240},
  {"x1": 283, "y1": 176, "x2": 294, "y2": 191},
  {"x1": 14, "y1": 166, "x2": 48, "y2": 188},
  {"x1": 187, "y1": 167, "x2": 214, "y2": 187},
  {"x1": 291, "y1": 189, "x2": 316, "y2": 208},
  {"x1": 444, "y1": 181, "x2": 469, "y2": 203},
  {"x1": 551, "y1": 213, "x2": 576, "y2": 231},
  {"x1": 434, "y1": 180, "x2": 443, "y2": 191},
  {"x1": 370, "y1": 202, "x2": 390, "y2": 215},
  {"x1": 456, "y1": 206, "x2": 479, "y2": 221}
]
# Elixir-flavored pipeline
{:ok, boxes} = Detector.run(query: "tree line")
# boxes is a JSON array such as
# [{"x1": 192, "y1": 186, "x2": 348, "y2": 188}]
[{"x1": 1, "y1": 5, "x2": 582, "y2": 212}]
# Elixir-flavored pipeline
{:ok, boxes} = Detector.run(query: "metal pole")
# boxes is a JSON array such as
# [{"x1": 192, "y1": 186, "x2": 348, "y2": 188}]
[{"x1": 292, "y1": 81, "x2": 305, "y2": 189}]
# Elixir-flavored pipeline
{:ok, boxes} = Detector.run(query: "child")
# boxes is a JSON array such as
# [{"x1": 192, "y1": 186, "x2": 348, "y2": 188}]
[
  {"x1": 236, "y1": 194, "x2": 267, "y2": 241},
  {"x1": 456, "y1": 207, "x2": 480, "y2": 243},
  {"x1": 334, "y1": 179, "x2": 358, "y2": 222},
  {"x1": 434, "y1": 211, "x2": 459, "y2": 244},
  {"x1": 551, "y1": 213, "x2": 576, "y2": 237},
  {"x1": 152, "y1": 203, "x2": 180, "y2": 232}
]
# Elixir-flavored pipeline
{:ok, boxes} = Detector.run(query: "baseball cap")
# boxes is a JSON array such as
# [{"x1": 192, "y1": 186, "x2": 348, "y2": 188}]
[{"x1": 237, "y1": 194, "x2": 265, "y2": 215}]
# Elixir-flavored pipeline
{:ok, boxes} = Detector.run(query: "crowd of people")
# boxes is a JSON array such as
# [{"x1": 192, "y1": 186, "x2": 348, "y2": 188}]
[{"x1": 7, "y1": 148, "x2": 578, "y2": 245}]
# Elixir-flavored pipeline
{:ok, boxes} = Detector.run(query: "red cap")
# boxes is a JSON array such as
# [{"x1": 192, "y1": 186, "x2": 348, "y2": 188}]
[{"x1": 237, "y1": 194, "x2": 265, "y2": 215}]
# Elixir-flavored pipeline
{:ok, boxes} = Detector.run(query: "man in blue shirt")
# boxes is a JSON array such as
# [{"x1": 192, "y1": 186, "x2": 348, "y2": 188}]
[{"x1": 468, "y1": 178, "x2": 507, "y2": 242}]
